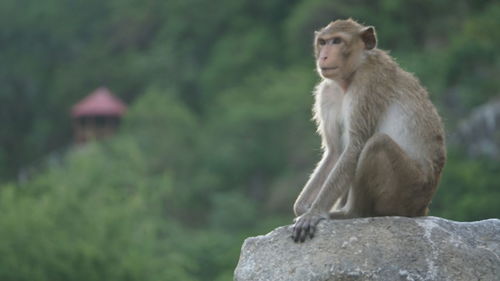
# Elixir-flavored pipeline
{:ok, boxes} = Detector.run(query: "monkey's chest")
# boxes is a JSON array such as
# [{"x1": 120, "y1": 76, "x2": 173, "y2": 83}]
[{"x1": 321, "y1": 95, "x2": 352, "y2": 151}]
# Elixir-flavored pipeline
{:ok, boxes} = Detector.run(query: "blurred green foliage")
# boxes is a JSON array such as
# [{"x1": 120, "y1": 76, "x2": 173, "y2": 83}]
[{"x1": 0, "y1": 0, "x2": 499, "y2": 280}]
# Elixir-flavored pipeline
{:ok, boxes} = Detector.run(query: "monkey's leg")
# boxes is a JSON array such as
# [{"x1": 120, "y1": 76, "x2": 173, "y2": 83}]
[
  {"x1": 330, "y1": 133, "x2": 429, "y2": 219},
  {"x1": 330, "y1": 189, "x2": 349, "y2": 211}
]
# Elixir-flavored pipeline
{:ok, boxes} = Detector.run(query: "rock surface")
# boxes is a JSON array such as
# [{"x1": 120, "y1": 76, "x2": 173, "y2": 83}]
[{"x1": 234, "y1": 216, "x2": 500, "y2": 281}]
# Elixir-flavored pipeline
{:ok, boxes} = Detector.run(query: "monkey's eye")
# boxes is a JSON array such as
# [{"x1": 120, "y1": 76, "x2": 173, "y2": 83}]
[
  {"x1": 318, "y1": 39, "x2": 326, "y2": 46},
  {"x1": 331, "y1": 37, "x2": 342, "y2": 44}
]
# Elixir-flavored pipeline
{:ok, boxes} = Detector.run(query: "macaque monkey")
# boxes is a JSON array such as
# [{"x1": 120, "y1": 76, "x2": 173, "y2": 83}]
[{"x1": 292, "y1": 19, "x2": 446, "y2": 243}]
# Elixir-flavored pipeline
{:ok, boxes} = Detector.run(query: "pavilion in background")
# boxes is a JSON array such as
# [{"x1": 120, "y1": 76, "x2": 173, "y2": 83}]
[{"x1": 71, "y1": 87, "x2": 127, "y2": 144}]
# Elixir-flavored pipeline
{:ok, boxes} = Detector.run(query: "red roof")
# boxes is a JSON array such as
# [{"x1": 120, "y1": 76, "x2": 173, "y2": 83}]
[{"x1": 71, "y1": 87, "x2": 127, "y2": 118}]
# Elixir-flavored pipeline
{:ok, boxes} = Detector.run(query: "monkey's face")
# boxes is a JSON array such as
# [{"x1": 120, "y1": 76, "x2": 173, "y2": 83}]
[
  {"x1": 314, "y1": 20, "x2": 377, "y2": 83},
  {"x1": 315, "y1": 32, "x2": 355, "y2": 80}
]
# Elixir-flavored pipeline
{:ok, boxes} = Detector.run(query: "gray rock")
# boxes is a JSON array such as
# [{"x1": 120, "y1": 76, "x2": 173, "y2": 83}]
[
  {"x1": 454, "y1": 97, "x2": 500, "y2": 159},
  {"x1": 234, "y1": 216, "x2": 500, "y2": 281}
]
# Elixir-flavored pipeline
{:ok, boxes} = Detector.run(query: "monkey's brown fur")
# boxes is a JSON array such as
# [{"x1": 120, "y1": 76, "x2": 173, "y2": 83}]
[{"x1": 292, "y1": 19, "x2": 446, "y2": 243}]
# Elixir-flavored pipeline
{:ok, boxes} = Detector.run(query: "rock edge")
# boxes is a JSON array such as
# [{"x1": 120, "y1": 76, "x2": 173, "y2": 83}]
[{"x1": 234, "y1": 216, "x2": 500, "y2": 281}]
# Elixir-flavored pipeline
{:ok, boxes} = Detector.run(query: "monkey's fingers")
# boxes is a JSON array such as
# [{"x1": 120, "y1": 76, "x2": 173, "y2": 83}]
[
  {"x1": 300, "y1": 222, "x2": 312, "y2": 243},
  {"x1": 294, "y1": 228, "x2": 303, "y2": 243},
  {"x1": 292, "y1": 221, "x2": 303, "y2": 243}
]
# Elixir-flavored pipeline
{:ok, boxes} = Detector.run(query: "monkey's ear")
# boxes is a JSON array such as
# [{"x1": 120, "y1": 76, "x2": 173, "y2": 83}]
[{"x1": 361, "y1": 26, "x2": 377, "y2": 50}]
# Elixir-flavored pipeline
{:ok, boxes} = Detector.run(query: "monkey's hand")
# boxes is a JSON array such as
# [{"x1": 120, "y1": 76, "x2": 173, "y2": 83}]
[{"x1": 291, "y1": 211, "x2": 327, "y2": 243}]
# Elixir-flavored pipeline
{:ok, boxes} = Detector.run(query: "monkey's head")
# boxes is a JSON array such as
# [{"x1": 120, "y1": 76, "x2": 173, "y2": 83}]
[{"x1": 314, "y1": 19, "x2": 377, "y2": 83}]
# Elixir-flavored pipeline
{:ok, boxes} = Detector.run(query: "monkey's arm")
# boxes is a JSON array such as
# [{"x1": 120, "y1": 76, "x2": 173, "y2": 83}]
[
  {"x1": 293, "y1": 94, "x2": 382, "y2": 242},
  {"x1": 292, "y1": 142, "x2": 364, "y2": 242},
  {"x1": 293, "y1": 151, "x2": 336, "y2": 216},
  {"x1": 309, "y1": 143, "x2": 362, "y2": 211}
]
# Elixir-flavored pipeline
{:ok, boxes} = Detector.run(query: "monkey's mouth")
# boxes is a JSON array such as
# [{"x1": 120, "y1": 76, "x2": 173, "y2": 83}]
[{"x1": 321, "y1": 67, "x2": 338, "y2": 71}]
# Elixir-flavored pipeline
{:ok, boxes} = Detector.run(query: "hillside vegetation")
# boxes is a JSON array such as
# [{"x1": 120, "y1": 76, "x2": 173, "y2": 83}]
[{"x1": 0, "y1": 0, "x2": 499, "y2": 280}]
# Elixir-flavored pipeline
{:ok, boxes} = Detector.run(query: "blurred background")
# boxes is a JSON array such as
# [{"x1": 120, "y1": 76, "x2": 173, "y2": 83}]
[{"x1": 0, "y1": 0, "x2": 499, "y2": 280}]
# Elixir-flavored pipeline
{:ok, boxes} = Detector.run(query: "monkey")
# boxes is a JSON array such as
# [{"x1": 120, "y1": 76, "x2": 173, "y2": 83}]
[{"x1": 291, "y1": 19, "x2": 446, "y2": 243}]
